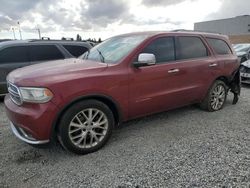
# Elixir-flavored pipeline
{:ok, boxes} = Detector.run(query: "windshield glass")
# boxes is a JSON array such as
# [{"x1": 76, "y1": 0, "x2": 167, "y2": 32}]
[
  {"x1": 80, "y1": 35, "x2": 149, "y2": 63},
  {"x1": 234, "y1": 44, "x2": 250, "y2": 52}
]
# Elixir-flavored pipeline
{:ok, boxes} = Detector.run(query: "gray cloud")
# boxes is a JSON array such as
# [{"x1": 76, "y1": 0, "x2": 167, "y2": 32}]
[
  {"x1": 205, "y1": 0, "x2": 250, "y2": 20},
  {"x1": 81, "y1": 0, "x2": 131, "y2": 27},
  {"x1": 142, "y1": 0, "x2": 193, "y2": 7},
  {"x1": 0, "y1": 0, "x2": 41, "y2": 20}
]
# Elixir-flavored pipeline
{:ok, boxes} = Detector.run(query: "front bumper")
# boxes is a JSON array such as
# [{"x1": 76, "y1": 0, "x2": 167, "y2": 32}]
[
  {"x1": 241, "y1": 76, "x2": 250, "y2": 84},
  {"x1": 240, "y1": 68, "x2": 250, "y2": 84},
  {"x1": 4, "y1": 94, "x2": 59, "y2": 144},
  {"x1": 10, "y1": 122, "x2": 49, "y2": 144}
]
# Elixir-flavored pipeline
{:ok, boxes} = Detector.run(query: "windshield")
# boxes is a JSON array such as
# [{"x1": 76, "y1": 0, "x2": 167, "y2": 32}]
[
  {"x1": 234, "y1": 44, "x2": 250, "y2": 52},
  {"x1": 80, "y1": 35, "x2": 149, "y2": 63}
]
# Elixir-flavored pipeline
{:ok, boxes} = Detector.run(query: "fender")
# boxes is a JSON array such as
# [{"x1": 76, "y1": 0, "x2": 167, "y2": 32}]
[{"x1": 49, "y1": 94, "x2": 123, "y2": 141}]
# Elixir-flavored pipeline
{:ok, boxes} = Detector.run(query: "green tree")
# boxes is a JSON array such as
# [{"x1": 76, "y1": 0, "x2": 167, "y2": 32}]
[{"x1": 76, "y1": 34, "x2": 82, "y2": 41}]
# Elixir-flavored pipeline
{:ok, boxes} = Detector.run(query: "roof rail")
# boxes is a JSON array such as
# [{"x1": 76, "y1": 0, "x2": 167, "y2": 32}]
[
  {"x1": 28, "y1": 39, "x2": 86, "y2": 42},
  {"x1": 171, "y1": 29, "x2": 222, "y2": 35},
  {"x1": 41, "y1": 37, "x2": 50, "y2": 40},
  {"x1": 62, "y1": 37, "x2": 74, "y2": 41}
]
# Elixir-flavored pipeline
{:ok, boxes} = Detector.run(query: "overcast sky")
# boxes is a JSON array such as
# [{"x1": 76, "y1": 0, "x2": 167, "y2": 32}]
[{"x1": 0, "y1": 0, "x2": 249, "y2": 40}]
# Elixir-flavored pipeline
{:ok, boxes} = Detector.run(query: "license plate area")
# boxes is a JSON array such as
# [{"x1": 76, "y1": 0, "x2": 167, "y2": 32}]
[{"x1": 240, "y1": 73, "x2": 250, "y2": 78}]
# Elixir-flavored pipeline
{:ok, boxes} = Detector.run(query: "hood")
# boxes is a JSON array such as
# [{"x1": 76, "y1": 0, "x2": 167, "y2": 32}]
[
  {"x1": 8, "y1": 58, "x2": 108, "y2": 86},
  {"x1": 242, "y1": 60, "x2": 250, "y2": 68},
  {"x1": 236, "y1": 51, "x2": 247, "y2": 57}
]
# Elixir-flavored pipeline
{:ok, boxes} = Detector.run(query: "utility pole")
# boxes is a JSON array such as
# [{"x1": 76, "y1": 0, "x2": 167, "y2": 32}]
[
  {"x1": 17, "y1": 21, "x2": 22, "y2": 40},
  {"x1": 37, "y1": 27, "x2": 41, "y2": 39},
  {"x1": 12, "y1": 28, "x2": 16, "y2": 39}
]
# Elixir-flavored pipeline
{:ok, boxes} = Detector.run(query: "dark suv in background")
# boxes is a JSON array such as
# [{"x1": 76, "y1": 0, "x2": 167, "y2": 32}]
[{"x1": 0, "y1": 40, "x2": 92, "y2": 96}]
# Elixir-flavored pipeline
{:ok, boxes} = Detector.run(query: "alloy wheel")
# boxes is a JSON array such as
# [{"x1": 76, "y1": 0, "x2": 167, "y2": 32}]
[
  {"x1": 68, "y1": 108, "x2": 108, "y2": 149},
  {"x1": 210, "y1": 84, "x2": 226, "y2": 110}
]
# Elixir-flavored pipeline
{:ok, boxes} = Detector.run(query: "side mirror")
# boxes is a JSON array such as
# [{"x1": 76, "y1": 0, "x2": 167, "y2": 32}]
[{"x1": 133, "y1": 53, "x2": 156, "y2": 68}]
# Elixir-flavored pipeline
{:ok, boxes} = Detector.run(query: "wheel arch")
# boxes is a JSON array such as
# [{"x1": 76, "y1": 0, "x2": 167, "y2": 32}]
[
  {"x1": 216, "y1": 76, "x2": 229, "y2": 85},
  {"x1": 50, "y1": 94, "x2": 123, "y2": 141}
]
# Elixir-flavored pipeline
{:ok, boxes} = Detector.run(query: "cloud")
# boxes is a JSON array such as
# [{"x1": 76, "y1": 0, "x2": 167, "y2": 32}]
[
  {"x1": 0, "y1": 0, "x2": 41, "y2": 20},
  {"x1": 205, "y1": 0, "x2": 250, "y2": 20},
  {"x1": 142, "y1": 0, "x2": 195, "y2": 7},
  {"x1": 81, "y1": 0, "x2": 131, "y2": 27}
]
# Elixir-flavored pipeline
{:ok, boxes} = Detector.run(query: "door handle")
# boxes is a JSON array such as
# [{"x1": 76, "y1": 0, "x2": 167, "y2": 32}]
[
  {"x1": 209, "y1": 63, "x2": 218, "y2": 67},
  {"x1": 168, "y1": 69, "x2": 179, "y2": 73}
]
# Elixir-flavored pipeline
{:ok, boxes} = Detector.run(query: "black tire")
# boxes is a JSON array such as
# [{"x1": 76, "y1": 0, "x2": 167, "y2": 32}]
[
  {"x1": 200, "y1": 80, "x2": 227, "y2": 112},
  {"x1": 57, "y1": 100, "x2": 114, "y2": 155}
]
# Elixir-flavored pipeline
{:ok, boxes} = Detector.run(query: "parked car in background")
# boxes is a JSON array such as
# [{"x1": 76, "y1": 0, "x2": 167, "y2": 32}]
[
  {"x1": 0, "y1": 40, "x2": 92, "y2": 96},
  {"x1": 240, "y1": 59, "x2": 250, "y2": 84},
  {"x1": 233, "y1": 43, "x2": 250, "y2": 63},
  {"x1": 5, "y1": 31, "x2": 240, "y2": 155},
  {"x1": 0, "y1": 39, "x2": 12, "y2": 42}
]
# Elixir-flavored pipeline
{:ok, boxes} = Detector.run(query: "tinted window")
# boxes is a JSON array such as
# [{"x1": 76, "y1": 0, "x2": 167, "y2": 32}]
[
  {"x1": 29, "y1": 45, "x2": 64, "y2": 61},
  {"x1": 142, "y1": 37, "x2": 175, "y2": 63},
  {"x1": 63, "y1": 45, "x2": 88, "y2": 57},
  {"x1": 177, "y1": 36, "x2": 208, "y2": 60},
  {"x1": 206, "y1": 38, "x2": 232, "y2": 55},
  {"x1": 0, "y1": 46, "x2": 29, "y2": 63}
]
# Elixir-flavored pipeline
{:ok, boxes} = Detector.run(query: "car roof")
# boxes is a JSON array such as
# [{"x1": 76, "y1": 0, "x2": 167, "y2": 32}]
[
  {"x1": 0, "y1": 40, "x2": 92, "y2": 48},
  {"x1": 116, "y1": 30, "x2": 228, "y2": 40}
]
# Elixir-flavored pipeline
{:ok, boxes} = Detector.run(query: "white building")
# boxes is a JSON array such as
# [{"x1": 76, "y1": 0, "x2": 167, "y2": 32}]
[{"x1": 194, "y1": 15, "x2": 250, "y2": 35}]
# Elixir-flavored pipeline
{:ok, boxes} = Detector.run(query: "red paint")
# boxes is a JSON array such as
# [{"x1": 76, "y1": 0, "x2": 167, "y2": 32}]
[{"x1": 4, "y1": 32, "x2": 239, "y2": 141}]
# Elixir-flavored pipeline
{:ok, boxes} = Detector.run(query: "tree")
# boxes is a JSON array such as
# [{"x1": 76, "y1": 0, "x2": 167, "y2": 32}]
[
  {"x1": 98, "y1": 38, "x2": 102, "y2": 43},
  {"x1": 76, "y1": 34, "x2": 82, "y2": 41}
]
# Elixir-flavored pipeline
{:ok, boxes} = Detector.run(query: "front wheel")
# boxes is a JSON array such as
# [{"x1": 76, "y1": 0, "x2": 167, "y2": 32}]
[
  {"x1": 58, "y1": 100, "x2": 114, "y2": 155},
  {"x1": 200, "y1": 80, "x2": 227, "y2": 112}
]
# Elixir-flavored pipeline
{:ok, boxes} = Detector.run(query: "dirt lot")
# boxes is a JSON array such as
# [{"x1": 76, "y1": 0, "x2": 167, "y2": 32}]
[{"x1": 0, "y1": 88, "x2": 249, "y2": 188}]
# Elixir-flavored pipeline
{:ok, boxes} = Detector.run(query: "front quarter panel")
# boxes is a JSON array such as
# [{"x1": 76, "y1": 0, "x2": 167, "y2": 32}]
[{"x1": 49, "y1": 64, "x2": 129, "y2": 121}]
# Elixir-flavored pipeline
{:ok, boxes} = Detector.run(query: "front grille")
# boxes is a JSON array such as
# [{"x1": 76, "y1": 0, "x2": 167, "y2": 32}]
[
  {"x1": 240, "y1": 66, "x2": 250, "y2": 73},
  {"x1": 7, "y1": 82, "x2": 22, "y2": 105}
]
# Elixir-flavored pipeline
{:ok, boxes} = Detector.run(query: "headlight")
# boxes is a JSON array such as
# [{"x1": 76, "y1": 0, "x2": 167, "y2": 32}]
[{"x1": 19, "y1": 87, "x2": 53, "y2": 103}]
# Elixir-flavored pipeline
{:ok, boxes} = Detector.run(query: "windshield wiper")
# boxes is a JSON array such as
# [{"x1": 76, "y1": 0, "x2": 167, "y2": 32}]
[
  {"x1": 96, "y1": 49, "x2": 105, "y2": 63},
  {"x1": 84, "y1": 49, "x2": 90, "y2": 59}
]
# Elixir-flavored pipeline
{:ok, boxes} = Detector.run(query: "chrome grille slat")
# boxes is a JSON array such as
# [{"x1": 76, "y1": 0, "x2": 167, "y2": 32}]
[{"x1": 7, "y1": 81, "x2": 22, "y2": 105}]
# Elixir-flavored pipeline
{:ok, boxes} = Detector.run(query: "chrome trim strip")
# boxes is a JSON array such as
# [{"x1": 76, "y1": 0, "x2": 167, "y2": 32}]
[{"x1": 10, "y1": 122, "x2": 49, "y2": 145}]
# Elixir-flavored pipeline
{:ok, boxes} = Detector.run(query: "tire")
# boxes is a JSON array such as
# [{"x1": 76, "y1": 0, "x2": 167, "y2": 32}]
[
  {"x1": 57, "y1": 100, "x2": 114, "y2": 155},
  {"x1": 200, "y1": 80, "x2": 227, "y2": 112}
]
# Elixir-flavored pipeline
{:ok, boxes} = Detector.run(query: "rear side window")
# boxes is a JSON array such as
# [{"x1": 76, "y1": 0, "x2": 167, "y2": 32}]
[
  {"x1": 206, "y1": 38, "x2": 232, "y2": 55},
  {"x1": 63, "y1": 45, "x2": 88, "y2": 57},
  {"x1": 0, "y1": 46, "x2": 29, "y2": 63},
  {"x1": 176, "y1": 36, "x2": 208, "y2": 60},
  {"x1": 142, "y1": 37, "x2": 175, "y2": 63},
  {"x1": 29, "y1": 45, "x2": 64, "y2": 61}
]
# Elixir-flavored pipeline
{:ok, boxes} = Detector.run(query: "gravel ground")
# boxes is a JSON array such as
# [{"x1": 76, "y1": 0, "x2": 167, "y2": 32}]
[{"x1": 0, "y1": 87, "x2": 249, "y2": 188}]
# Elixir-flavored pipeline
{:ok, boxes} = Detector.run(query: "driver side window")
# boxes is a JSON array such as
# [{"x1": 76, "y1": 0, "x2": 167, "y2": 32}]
[{"x1": 141, "y1": 37, "x2": 175, "y2": 63}]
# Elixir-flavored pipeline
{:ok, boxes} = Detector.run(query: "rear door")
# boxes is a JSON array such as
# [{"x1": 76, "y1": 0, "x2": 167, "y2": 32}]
[
  {"x1": 206, "y1": 37, "x2": 238, "y2": 76},
  {"x1": 62, "y1": 45, "x2": 89, "y2": 57},
  {"x1": 174, "y1": 35, "x2": 223, "y2": 99},
  {"x1": 128, "y1": 35, "x2": 215, "y2": 118},
  {"x1": 0, "y1": 46, "x2": 29, "y2": 94}
]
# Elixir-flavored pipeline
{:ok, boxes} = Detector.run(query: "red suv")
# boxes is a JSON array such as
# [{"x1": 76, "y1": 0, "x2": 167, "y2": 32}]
[{"x1": 5, "y1": 31, "x2": 240, "y2": 154}]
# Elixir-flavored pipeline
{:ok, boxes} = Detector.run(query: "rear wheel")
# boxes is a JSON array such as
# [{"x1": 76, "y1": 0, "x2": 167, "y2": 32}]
[
  {"x1": 58, "y1": 100, "x2": 114, "y2": 155},
  {"x1": 200, "y1": 80, "x2": 227, "y2": 112}
]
